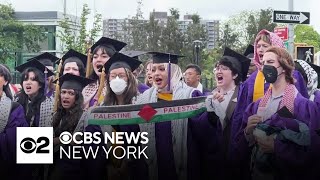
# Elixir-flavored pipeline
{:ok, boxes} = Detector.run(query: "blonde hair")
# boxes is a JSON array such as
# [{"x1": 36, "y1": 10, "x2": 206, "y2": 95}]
[
  {"x1": 160, "y1": 63, "x2": 183, "y2": 91},
  {"x1": 255, "y1": 34, "x2": 271, "y2": 45}
]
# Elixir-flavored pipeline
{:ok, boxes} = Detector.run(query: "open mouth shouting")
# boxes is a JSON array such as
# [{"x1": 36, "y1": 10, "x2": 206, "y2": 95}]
[
  {"x1": 154, "y1": 77, "x2": 163, "y2": 86},
  {"x1": 96, "y1": 64, "x2": 104, "y2": 70},
  {"x1": 62, "y1": 99, "x2": 72, "y2": 108},
  {"x1": 216, "y1": 74, "x2": 224, "y2": 84},
  {"x1": 25, "y1": 85, "x2": 32, "y2": 92}
]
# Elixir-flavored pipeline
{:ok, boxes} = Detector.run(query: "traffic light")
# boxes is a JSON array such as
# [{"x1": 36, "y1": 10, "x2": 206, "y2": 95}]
[{"x1": 295, "y1": 46, "x2": 314, "y2": 63}]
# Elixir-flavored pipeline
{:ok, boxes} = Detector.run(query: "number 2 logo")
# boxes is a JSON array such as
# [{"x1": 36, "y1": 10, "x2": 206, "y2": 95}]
[{"x1": 20, "y1": 136, "x2": 50, "y2": 154}]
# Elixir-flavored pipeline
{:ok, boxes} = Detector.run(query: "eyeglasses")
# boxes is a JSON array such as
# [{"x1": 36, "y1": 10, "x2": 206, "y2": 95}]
[{"x1": 213, "y1": 65, "x2": 230, "y2": 72}]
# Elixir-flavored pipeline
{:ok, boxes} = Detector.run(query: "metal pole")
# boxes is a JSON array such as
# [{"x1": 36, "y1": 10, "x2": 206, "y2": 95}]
[
  {"x1": 288, "y1": 0, "x2": 294, "y2": 58},
  {"x1": 196, "y1": 46, "x2": 199, "y2": 65}
]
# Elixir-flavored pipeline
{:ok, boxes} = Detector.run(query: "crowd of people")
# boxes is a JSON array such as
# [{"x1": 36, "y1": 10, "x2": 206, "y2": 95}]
[{"x1": 1, "y1": 29, "x2": 320, "y2": 180}]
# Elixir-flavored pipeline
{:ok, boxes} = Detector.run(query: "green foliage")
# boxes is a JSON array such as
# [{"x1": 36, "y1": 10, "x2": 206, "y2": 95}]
[
  {"x1": 294, "y1": 25, "x2": 320, "y2": 52},
  {"x1": 0, "y1": 4, "x2": 45, "y2": 64},
  {"x1": 169, "y1": 8, "x2": 180, "y2": 20},
  {"x1": 161, "y1": 12, "x2": 184, "y2": 54},
  {"x1": 145, "y1": 13, "x2": 162, "y2": 51},
  {"x1": 57, "y1": 3, "x2": 102, "y2": 54},
  {"x1": 219, "y1": 8, "x2": 276, "y2": 51}
]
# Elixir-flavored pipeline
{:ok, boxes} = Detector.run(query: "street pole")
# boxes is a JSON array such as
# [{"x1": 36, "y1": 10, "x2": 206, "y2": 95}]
[
  {"x1": 193, "y1": 40, "x2": 202, "y2": 65},
  {"x1": 288, "y1": 0, "x2": 294, "y2": 58},
  {"x1": 195, "y1": 46, "x2": 199, "y2": 65}
]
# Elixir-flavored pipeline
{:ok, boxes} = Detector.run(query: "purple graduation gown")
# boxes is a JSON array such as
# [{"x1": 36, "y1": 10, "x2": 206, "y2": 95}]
[
  {"x1": 46, "y1": 90, "x2": 54, "y2": 98},
  {"x1": 232, "y1": 93, "x2": 320, "y2": 180},
  {"x1": 138, "y1": 83, "x2": 150, "y2": 94},
  {"x1": 0, "y1": 104, "x2": 29, "y2": 179},
  {"x1": 152, "y1": 90, "x2": 221, "y2": 180},
  {"x1": 307, "y1": 90, "x2": 320, "y2": 179},
  {"x1": 231, "y1": 70, "x2": 308, "y2": 147}
]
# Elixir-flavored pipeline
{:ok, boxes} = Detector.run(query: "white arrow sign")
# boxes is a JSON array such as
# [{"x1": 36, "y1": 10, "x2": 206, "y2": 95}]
[{"x1": 275, "y1": 12, "x2": 308, "y2": 23}]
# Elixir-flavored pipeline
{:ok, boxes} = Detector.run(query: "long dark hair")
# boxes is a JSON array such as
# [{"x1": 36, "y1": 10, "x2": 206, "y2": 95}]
[
  {"x1": 89, "y1": 45, "x2": 116, "y2": 80},
  {"x1": 0, "y1": 64, "x2": 13, "y2": 100},
  {"x1": 16, "y1": 68, "x2": 46, "y2": 124},
  {"x1": 52, "y1": 90, "x2": 84, "y2": 136},
  {"x1": 103, "y1": 67, "x2": 138, "y2": 106}
]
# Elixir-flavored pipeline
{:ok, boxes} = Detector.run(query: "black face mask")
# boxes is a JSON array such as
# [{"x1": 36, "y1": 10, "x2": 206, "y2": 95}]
[{"x1": 262, "y1": 65, "x2": 281, "y2": 83}]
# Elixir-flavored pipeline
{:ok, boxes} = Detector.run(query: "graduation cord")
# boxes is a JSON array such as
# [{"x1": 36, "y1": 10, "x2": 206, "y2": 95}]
[
  {"x1": 53, "y1": 59, "x2": 63, "y2": 112},
  {"x1": 167, "y1": 53, "x2": 171, "y2": 92},
  {"x1": 86, "y1": 47, "x2": 92, "y2": 78},
  {"x1": 44, "y1": 67, "x2": 48, "y2": 96}
]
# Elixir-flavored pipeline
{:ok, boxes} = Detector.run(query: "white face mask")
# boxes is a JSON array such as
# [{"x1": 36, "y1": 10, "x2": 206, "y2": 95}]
[{"x1": 109, "y1": 76, "x2": 127, "y2": 95}]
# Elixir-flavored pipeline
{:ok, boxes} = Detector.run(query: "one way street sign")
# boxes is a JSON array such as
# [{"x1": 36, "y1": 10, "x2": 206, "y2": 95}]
[{"x1": 273, "y1": 10, "x2": 310, "y2": 24}]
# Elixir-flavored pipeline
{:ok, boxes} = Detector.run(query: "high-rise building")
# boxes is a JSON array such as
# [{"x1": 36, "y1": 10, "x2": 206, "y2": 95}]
[{"x1": 103, "y1": 11, "x2": 220, "y2": 49}]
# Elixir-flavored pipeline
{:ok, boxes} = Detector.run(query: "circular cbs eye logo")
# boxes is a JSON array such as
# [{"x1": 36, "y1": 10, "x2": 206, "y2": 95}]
[
  {"x1": 20, "y1": 136, "x2": 50, "y2": 154},
  {"x1": 59, "y1": 132, "x2": 73, "y2": 145},
  {"x1": 20, "y1": 137, "x2": 37, "y2": 153}
]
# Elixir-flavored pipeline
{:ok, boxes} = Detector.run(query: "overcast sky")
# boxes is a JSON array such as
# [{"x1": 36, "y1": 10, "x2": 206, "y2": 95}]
[{"x1": 1, "y1": 0, "x2": 319, "y2": 33}]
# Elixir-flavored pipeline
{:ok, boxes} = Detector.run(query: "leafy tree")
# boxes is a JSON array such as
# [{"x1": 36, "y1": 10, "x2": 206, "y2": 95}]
[
  {"x1": 57, "y1": 3, "x2": 102, "y2": 54},
  {"x1": 0, "y1": 4, "x2": 46, "y2": 65},
  {"x1": 145, "y1": 13, "x2": 162, "y2": 51},
  {"x1": 294, "y1": 25, "x2": 320, "y2": 52},
  {"x1": 122, "y1": 0, "x2": 147, "y2": 50},
  {"x1": 160, "y1": 8, "x2": 184, "y2": 54},
  {"x1": 169, "y1": 8, "x2": 180, "y2": 20},
  {"x1": 246, "y1": 8, "x2": 276, "y2": 44},
  {"x1": 220, "y1": 8, "x2": 276, "y2": 51},
  {"x1": 181, "y1": 14, "x2": 207, "y2": 68}
]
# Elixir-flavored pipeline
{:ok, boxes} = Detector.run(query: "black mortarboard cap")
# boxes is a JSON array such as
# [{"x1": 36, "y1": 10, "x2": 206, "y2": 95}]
[
  {"x1": 223, "y1": 47, "x2": 251, "y2": 81},
  {"x1": 27, "y1": 52, "x2": 59, "y2": 67},
  {"x1": 122, "y1": 50, "x2": 147, "y2": 60},
  {"x1": 149, "y1": 52, "x2": 184, "y2": 64},
  {"x1": 54, "y1": 73, "x2": 94, "y2": 91},
  {"x1": 15, "y1": 59, "x2": 54, "y2": 76},
  {"x1": 59, "y1": 49, "x2": 87, "y2": 67},
  {"x1": 243, "y1": 44, "x2": 254, "y2": 57},
  {"x1": 308, "y1": 63, "x2": 320, "y2": 88},
  {"x1": 91, "y1": 37, "x2": 127, "y2": 53},
  {"x1": 102, "y1": 52, "x2": 142, "y2": 73}
]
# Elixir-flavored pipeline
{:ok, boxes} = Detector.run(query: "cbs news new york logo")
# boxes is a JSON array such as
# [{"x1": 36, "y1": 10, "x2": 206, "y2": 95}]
[{"x1": 16, "y1": 127, "x2": 53, "y2": 164}]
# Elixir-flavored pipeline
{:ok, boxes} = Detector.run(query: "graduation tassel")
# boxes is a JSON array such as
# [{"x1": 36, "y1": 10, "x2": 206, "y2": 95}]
[
  {"x1": 44, "y1": 67, "x2": 48, "y2": 96},
  {"x1": 96, "y1": 67, "x2": 106, "y2": 106},
  {"x1": 86, "y1": 48, "x2": 92, "y2": 78},
  {"x1": 53, "y1": 59, "x2": 63, "y2": 112},
  {"x1": 167, "y1": 53, "x2": 171, "y2": 92}
]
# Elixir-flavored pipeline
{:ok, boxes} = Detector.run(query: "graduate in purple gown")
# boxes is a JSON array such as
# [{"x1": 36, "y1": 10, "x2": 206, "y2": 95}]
[
  {"x1": 230, "y1": 30, "x2": 308, "y2": 177},
  {"x1": 82, "y1": 37, "x2": 127, "y2": 109},
  {"x1": 0, "y1": 64, "x2": 28, "y2": 180},
  {"x1": 233, "y1": 47, "x2": 320, "y2": 180},
  {"x1": 136, "y1": 52, "x2": 220, "y2": 180}
]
